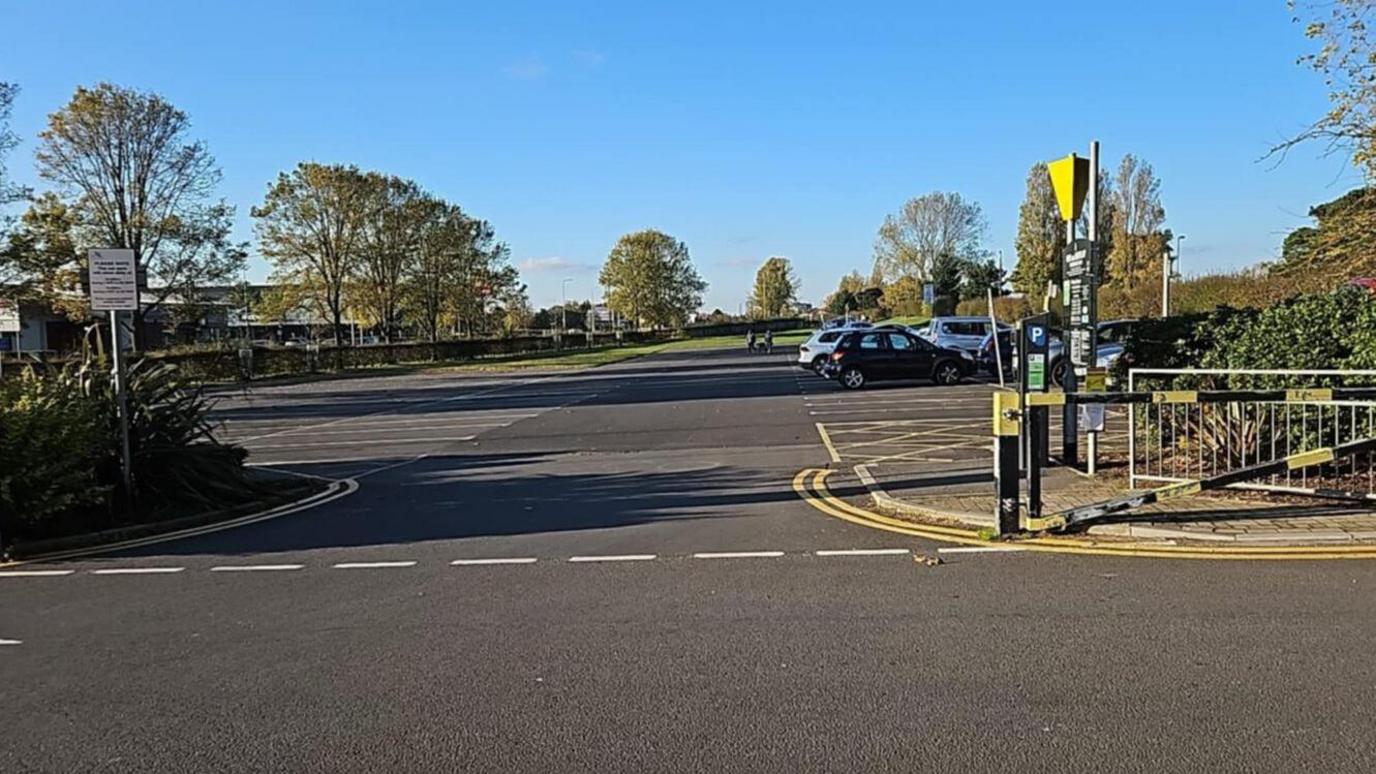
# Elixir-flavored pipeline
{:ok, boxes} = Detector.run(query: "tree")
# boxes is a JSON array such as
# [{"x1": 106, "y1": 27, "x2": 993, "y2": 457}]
[
  {"x1": 748, "y1": 256, "x2": 799, "y2": 318},
  {"x1": 873, "y1": 192, "x2": 986, "y2": 283},
  {"x1": 1106, "y1": 154, "x2": 1167, "y2": 289},
  {"x1": 358, "y1": 174, "x2": 428, "y2": 342},
  {"x1": 959, "y1": 257, "x2": 1005, "y2": 300},
  {"x1": 930, "y1": 252, "x2": 963, "y2": 300},
  {"x1": 1011, "y1": 162, "x2": 1062, "y2": 295},
  {"x1": 253, "y1": 163, "x2": 372, "y2": 346},
  {"x1": 1272, "y1": 186, "x2": 1376, "y2": 276},
  {"x1": 498, "y1": 284, "x2": 533, "y2": 334},
  {"x1": 404, "y1": 199, "x2": 468, "y2": 343},
  {"x1": 825, "y1": 288, "x2": 856, "y2": 316},
  {"x1": 0, "y1": 82, "x2": 26, "y2": 242},
  {"x1": 35, "y1": 83, "x2": 246, "y2": 346},
  {"x1": 599, "y1": 229, "x2": 706, "y2": 328},
  {"x1": 1, "y1": 193, "x2": 83, "y2": 310},
  {"x1": 1276, "y1": 1, "x2": 1376, "y2": 178}
]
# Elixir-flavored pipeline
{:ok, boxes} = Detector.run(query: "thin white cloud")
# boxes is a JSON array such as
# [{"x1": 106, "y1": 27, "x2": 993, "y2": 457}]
[
  {"x1": 572, "y1": 49, "x2": 606, "y2": 66},
  {"x1": 518, "y1": 256, "x2": 596, "y2": 274},
  {"x1": 503, "y1": 55, "x2": 548, "y2": 80}
]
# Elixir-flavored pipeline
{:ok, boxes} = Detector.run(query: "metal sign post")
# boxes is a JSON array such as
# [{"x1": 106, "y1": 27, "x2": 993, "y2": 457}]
[{"x1": 89, "y1": 249, "x2": 139, "y2": 506}]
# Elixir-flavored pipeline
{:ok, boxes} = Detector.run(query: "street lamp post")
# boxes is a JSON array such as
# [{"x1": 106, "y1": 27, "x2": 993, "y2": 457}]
[
  {"x1": 1164, "y1": 235, "x2": 1184, "y2": 318},
  {"x1": 560, "y1": 277, "x2": 573, "y2": 340}
]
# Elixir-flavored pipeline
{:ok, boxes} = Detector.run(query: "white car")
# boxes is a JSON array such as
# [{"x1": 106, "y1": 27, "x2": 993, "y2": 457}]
[{"x1": 796, "y1": 325, "x2": 871, "y2": 372}]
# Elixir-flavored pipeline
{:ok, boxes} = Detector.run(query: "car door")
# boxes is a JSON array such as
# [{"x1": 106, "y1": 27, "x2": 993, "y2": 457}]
[
  {"x1": 887, "y1": 332, "x2": 933, "y2": 379},
  {"x1": 855, "y1": 331, "x2": 894, "y2": 377}
]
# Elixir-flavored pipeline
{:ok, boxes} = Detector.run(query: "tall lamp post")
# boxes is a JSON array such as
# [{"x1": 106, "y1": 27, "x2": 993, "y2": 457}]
[
  {"x1": 1163, "y1": 234, "x2": 1184, "y2": 318},
  {"x1": 560, "y1": 277, "x2": 573, "y2": 336}
]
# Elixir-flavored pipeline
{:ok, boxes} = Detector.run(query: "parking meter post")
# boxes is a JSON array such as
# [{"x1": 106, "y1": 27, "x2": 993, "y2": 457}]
[
  {"x1": 1019, "y1": 314, "x2": 1050, "y2": 522},
  {"x1": 993, "y1": 390, "x2": 1021, "y2": 535}
]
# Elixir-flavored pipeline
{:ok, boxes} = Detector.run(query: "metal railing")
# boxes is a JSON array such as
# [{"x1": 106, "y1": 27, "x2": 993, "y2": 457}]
[{"x1": 1128, "y1": 369, "x2": 1376, "y2": 500}]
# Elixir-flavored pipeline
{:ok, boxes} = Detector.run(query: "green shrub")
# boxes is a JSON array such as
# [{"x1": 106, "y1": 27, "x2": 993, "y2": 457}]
[{"x1": 0, "y1": 369, "x2": 112, "y2": 532}]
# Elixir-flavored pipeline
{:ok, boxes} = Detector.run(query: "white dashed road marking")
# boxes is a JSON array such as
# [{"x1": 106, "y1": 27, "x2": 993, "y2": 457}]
[
  {"x1": 568, "y1": 554, "x2": 658, "y2": 563},
  {"x1": 451, "y1": 558, "x2": 539, "y2": 566},
  {"x1": 693, "y1": 551, "x2": 786, "y2": 559},
  {"x1": 814, "y1": 548, "x2": 911, "y2": 557},
  {"x1": 90, "y1": 567, "x2": 185, "y2": 575},
  {"x1": 332, "y1": 561, "x2": 418, "y2": 569},
  {"x1": 0, "y1": 639, "x2": 21, "y2": 646},
  {"x1": 0, "y1": 569, "x2": 75, "y2": 577},
  {"x1": 210, "y1": 564, "x2": 306, "y2": 572}
]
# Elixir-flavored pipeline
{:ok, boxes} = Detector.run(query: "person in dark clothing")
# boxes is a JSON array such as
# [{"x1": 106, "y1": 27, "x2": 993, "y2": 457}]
[{"x1": 746, "y1": 330, "x2": 756, "y2": 353}]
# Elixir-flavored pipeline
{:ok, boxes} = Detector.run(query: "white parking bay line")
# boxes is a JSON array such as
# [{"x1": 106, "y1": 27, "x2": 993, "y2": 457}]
[
  {"x1": 692, "y1": 551, "x2": 786, "y2": 559},
  {"x1": 936, "y1": 546, "x2": 1026, "y2": 554},
  {"x1": 247, "y1": 436, "x2": 475, "y2": 450},
  {"x1": 814, "y1": 548, "x2": 911, "y2": 557},
  {"x1": 0, "y1": 569, "x2": 75, "y2": 577},
  {"x1": 90, "y1": 567, "x2": 186, "y2": 575},
  {"x1": 450, "y1": 557, "x2": 538, "y2": 566},
  {"x1": 567, "y1": 554, "x2": 657, "y2": 563},
  {"x1": 332, "y1": 561, "x2": 418, "y2": 569},
  {"x1": 210, "y1": 564, "x2": 305, "y2": 572}
]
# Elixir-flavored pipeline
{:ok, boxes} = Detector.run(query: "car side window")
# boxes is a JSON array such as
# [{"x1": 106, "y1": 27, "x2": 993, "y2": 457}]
[
  {"x1": 859, "y1": 333, "x2": 886, "y2": 350},
  {"x1": 819, "y1": 332, "x2": 840, "y2": 343},
  {"x1": 888, "y1": 333, "x2": 914, "y2": 351}
]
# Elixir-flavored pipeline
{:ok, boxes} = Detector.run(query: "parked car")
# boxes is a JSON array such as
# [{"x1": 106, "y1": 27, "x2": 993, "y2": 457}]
[
  {"x1": 914, "y1": 316, "x2": 1010, "y2": 356},
  {"x1": 797, "y1": 324, "x2": 872, "y2": 372},
  {"x1": 821, "y1": 327, "x2": 974, "y2": 389},
  {"x1": 979, "y1": 318, "x2": 1137, "y2": 384},
  {"x1": 821, "y1": 317, "x2": 874, "y2": 330}
]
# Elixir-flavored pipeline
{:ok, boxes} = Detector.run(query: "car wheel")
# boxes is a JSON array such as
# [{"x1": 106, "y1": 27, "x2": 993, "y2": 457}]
[
  {"x1": 840, "y1": 366, "x2": 866, "y2": 390},
  {"x1": 933, "y1": 361, "x2": 962, "y2": 386},
  {"x1": 811, "y1": 354, "x2": 828, "y2": 373}
]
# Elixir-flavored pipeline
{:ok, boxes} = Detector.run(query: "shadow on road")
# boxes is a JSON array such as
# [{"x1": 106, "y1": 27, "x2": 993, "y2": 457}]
[{"x1": 97, "y1": 450, "x2": 803, "y2": 559}]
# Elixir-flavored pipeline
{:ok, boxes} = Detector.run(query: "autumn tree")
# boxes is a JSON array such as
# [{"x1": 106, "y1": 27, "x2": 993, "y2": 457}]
[
  {"x1": 357, "y1": 174, "x2": 428, "y2": 341},
  {"x1": 0, "y1": 82, "x2": 25, "y2": 242},
  {"x1": 1106, "y1": 154, "x2": 1167, "y2": 289},
  {"x1": 1011, "y1": 162, "x2": 1061, "y2": 295},
  {"x1": 35, "y1": 83, "x2": 245, "y2": 346},
  {"x1": 748, "y1": 256, "x2": 799, "y2": 318},
  {"x1": 599, "y1": 229, "x2": 706, "y2": 328},
  {"x1": 1, "y1": 193, "x2": 83, "y2": 310},
  {"x1": 1279, "y1": 0, "x2": 1376, "y2": 177},
  {"x1": 873, "y1": 192, "x2": 986, "y2": 283},
  {"x1": 253, "y1": 163, "x2": 372, "y2": 346}
]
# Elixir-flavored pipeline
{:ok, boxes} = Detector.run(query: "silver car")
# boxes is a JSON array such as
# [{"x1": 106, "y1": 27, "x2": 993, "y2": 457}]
[{"x1": 916, "y1": 316, "x2": 1009, "y2": 356}]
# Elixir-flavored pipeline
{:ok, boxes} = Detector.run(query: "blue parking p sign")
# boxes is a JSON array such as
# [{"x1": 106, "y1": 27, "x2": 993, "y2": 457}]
[{"x1": 1028, "y1": 324, "x2": 1046, "y2": 348}]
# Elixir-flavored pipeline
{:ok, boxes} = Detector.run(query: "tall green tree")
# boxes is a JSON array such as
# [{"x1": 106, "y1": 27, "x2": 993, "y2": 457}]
[
  {"x1": 1011, "y1": 162, "x2": 1061, "y2": 295},
  {"x1": 253, "y1": 163, "x2": 372, "y2": 344},
  {"x1": 35, "y1": 83, "x2": 245, "y2": 345},
  {"x1": 748, "y1": 256, "x2": 799, "y2": 318},
  {"x1": 1, "y1": 193, "x2": 82, "y2": 310},
  {"x1": 873, "y1": 192, "x2": 986, "y2": 283},
  {"x1": 599, "y1": 229, "x2": 706, "y2": 328}
]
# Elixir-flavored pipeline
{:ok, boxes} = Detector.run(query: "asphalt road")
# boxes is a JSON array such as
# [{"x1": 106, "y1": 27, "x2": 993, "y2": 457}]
[{"x1": 4, "y1": 347, "x2": 1376, "y2": 772}]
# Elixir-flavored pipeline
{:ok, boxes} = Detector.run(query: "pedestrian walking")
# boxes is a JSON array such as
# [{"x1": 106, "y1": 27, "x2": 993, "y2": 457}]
[
  {"x1": 764, "y1": 329, "x2": 774, "y2": 354},
  {"x1": 746, "y1": 329, "x2": 756, "y2": 353}
]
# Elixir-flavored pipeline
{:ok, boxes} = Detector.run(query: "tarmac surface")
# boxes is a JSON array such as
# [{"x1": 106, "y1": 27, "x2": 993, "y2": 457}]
[{"x1": 5, "y1": 347, "x2": 1376, "y2": 772}]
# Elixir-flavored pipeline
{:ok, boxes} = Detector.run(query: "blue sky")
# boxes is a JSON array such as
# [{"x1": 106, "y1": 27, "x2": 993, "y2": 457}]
[{"x1": 1, "y1": 0, "x2": 1359, "y2": 311}]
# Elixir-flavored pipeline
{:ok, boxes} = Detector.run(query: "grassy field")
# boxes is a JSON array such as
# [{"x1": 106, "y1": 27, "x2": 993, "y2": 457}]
[{"x1": 436, "y1": 329, "x2": 814, "y2": 372}]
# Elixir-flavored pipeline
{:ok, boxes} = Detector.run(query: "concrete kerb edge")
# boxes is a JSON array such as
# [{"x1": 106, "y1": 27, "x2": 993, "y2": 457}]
[
  {"x1": 2, "y1": 477, "x2": 360, "y2": 566},
  {"x1": 853, "y1": 463, "x2": 993, "y2": 529},
  {"x1": 850, "y1": 464, "x2": 1376, "y2": 549}
]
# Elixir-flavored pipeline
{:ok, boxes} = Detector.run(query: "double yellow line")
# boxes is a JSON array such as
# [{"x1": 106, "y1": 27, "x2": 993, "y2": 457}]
[{"x1": 792, "y1": 468, "x2": 1376, "y2": 560}]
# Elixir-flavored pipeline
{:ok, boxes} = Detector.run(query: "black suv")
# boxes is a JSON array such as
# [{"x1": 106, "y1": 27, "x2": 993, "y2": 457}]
[{"x1": 821, "y1": 327, "x2": 973, "y2": 389}]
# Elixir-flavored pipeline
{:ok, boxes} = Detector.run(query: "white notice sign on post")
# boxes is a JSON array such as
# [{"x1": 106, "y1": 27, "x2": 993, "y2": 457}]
[
  {"x1": 0, "y1": 299, "x2": 18, "y2": 333},
  {"x1": 88, "y1": 249, "x2": 139, "y2": 310}
]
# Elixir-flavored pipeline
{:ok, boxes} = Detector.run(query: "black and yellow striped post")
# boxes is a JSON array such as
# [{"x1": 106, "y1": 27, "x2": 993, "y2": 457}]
[{"x1": 993, "y1": 391, "x2": 1021, "y2": 535}]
